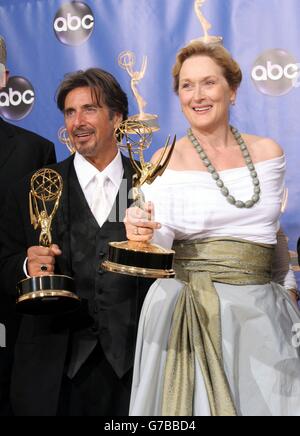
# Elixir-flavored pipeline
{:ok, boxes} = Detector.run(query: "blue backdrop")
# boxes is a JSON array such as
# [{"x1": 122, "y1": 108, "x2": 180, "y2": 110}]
[{"x1": 0, "y1": 0, "x2": 299, "y2": 264}]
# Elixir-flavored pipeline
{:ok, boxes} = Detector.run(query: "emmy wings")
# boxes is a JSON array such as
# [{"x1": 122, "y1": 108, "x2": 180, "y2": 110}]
[{"x1": 116, "y1": 119, "x2": 176, "y2": 187}]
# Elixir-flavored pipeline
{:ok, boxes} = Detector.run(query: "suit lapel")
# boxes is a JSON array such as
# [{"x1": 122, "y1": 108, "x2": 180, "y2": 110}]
[{"x1": 0, "y1": 118, "x2": 17, "y2": 171}]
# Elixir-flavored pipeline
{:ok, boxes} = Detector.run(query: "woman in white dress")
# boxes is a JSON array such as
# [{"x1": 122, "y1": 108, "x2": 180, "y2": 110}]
[{"x1": 125, "y1": 41, "x2": 300, "y2": 416}]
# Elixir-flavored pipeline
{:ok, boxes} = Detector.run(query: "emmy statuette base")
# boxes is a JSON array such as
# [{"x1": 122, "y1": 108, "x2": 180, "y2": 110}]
[
  {"x1": 102, "y1": 260, "x2": 175, "y2": 278},
  {"x1": 17, "y1": 275, "x2": 80, "y2": 315},
  {"x1": 102, "y1": 241, "x2": 175, "y2": 279}
]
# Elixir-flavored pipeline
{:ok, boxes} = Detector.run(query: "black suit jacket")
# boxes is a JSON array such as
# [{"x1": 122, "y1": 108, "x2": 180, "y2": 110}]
[
  {"x1": 0, "y1": 117, "x2": 56, "y2": 325},
  {"x1": 0, "y1": 154, "x2": 151, "y2": 416},
  {"x1": 0, "y1": 117, "x2": 56, "y2": 212},
  {"x1": 0, "y1": 117, "x2": 56, "y2": 415}
]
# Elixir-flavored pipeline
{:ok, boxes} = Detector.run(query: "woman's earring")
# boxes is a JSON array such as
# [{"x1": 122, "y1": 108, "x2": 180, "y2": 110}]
[{"x1": 231, "y1": 100, "x2": 236, "y2": 106}]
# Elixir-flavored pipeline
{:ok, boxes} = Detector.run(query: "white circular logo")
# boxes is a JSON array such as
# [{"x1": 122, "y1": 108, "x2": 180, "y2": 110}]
[
  {"x1": 0, "y1": 76, "x2": 35, "y2": 120},
  {"x1": 252, "y1": 49, "x2": 300, "y2": 96},
  {"x1": 53, "y1": 1, "x2": 95, "y2": 46}
]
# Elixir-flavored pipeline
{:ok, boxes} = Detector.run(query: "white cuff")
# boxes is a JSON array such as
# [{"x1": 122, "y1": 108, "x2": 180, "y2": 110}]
[
  {"x1": 284, "y1": 268, "x2": 298, "y2": 291},
  {"x1": 23, "y1": 257, "x2": 31, "y2": 278}
]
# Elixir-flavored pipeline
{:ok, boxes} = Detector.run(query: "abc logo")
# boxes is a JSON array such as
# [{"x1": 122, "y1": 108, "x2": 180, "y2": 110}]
[
  {"x1": 54, "y1": 1, "x2": 94, "y2": 46},
  {"x1": 0, "y1": 76, "x2": 35, "y2": 120},
  {"x1": 252, "y1": 49, "x2": 300, "y2": 96}
]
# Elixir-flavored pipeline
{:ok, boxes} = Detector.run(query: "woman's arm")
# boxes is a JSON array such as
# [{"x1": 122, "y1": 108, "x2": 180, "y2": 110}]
[{"x1": 272, "y1": 227, "x2": 299, "y2": 305}]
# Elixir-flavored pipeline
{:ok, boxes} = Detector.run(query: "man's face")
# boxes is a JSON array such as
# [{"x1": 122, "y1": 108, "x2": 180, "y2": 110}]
[{"x1": 64, "y1": 86, "x2": 122, "y2": 159}]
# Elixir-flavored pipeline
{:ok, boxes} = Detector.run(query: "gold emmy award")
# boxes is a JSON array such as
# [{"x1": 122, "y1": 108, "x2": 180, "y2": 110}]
[
  {"x1": 118, "y1": 51, "x2": 160, "y2": 132},
  {"x1": 102, "y1": 119, "x2": 176, "y2": 278},
  {"x1": 192, "y1": 0, "x2": 223, "y2": 44},
  {"x1": 58, "y1": 126, "x2": 76, "y2": 154},
  {"x1": 16, "y1": 168, "x2": 80, "y2": 315}
]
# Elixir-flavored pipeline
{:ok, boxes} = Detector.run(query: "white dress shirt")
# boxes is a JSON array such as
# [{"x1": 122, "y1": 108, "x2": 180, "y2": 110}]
[{"x1": 73, "y1": 150, "x2": 124, "y2": 226}]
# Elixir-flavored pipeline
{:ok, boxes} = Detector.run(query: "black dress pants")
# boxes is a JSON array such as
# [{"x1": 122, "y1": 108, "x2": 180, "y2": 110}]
[
  {"x1": 0, "y1": 347, "x2": 13, "y2": 416},
  {"x1": 57, "y1": 343, "x2": 132, "y2": 416},
  {"x1": 0, "y1": 300, "x2": 19, "y2": 416}
]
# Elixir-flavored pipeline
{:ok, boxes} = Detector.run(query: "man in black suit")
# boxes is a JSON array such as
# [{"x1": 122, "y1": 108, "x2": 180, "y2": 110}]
[
  {"x1": 0, "y1": 35, "x2": 56, "y2": 416},
  {"x1": 0, "y1": 68, "x2": 151, "y2": 416}
]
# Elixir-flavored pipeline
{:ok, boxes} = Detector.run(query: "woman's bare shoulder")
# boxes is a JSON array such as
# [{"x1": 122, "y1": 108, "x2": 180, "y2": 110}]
[
  {"x1": 150, "y1": 137, "x2": 187, "y2": 165},
  {"x1": 242, "y1": 133, "x2": 284, "y2": 162}
]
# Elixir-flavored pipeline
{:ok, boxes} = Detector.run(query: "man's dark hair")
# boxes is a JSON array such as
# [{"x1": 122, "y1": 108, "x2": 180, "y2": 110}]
[{"x1": 56, "y1": 68, "x2": 128, "y2": 120}]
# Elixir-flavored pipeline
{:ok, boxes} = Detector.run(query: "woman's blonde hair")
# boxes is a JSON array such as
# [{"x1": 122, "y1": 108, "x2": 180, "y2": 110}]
[{"x1": 172, "y1": 41, "x2": 242, "y2": 94}]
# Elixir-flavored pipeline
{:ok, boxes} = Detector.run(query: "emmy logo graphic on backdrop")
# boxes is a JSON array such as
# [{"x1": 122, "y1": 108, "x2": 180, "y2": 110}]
[
  {"x1": 102, "y1": 119, "x2": 176, "y2": 278},
  {"x1": 16, "y1": 169, "x2": 79, "y2": 315},
  {"x1": 192, "y1": 0, "x2": 222, "y2": 44},
  {"x1": 118, "y1": 51, "x2": 160, "y2": 132},
  {"x1": 58, "y1": 126, "x2": 76, "y2": 154}
]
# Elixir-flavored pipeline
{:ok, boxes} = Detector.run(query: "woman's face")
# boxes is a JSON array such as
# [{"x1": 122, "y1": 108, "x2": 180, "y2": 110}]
[{"x1": 178, "y1": 55, "x2": 236, "y2": 131}]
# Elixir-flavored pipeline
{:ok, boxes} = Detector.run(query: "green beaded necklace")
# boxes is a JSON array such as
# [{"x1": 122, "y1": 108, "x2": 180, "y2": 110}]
[{"x1": 188, "y1": 126, "x2": 261, "y2": 209}]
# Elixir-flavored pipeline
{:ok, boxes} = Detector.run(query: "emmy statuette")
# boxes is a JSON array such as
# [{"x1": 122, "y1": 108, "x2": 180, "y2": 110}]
[
  {"x1": 192, "y1": 0, "x2": 223, "y2": 44},
  {"x1": 118, "y1": 51, "x2": 160, "y2": 132},
  {"x1": 16, "y1": 168, "x2": 80, "y2": 315},
  {"x1": 102, "y1": 120, "x2": 176, "y2": 279}
]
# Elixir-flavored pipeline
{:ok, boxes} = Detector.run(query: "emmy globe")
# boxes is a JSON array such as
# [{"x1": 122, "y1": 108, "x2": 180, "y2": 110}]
[{"x1": 16, "y1": 168, "x2": 79, "y2": 315}]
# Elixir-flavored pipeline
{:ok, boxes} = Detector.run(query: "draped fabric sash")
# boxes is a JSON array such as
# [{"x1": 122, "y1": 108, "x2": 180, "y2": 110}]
[{"x1": 162, "y1": 238, "x2": 274, "y2": 416}]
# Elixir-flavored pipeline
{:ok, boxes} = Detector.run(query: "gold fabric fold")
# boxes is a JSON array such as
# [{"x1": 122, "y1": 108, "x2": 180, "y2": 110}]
[{"x1": 162, "y1": 237, "x2": 274, "y2": 416}]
